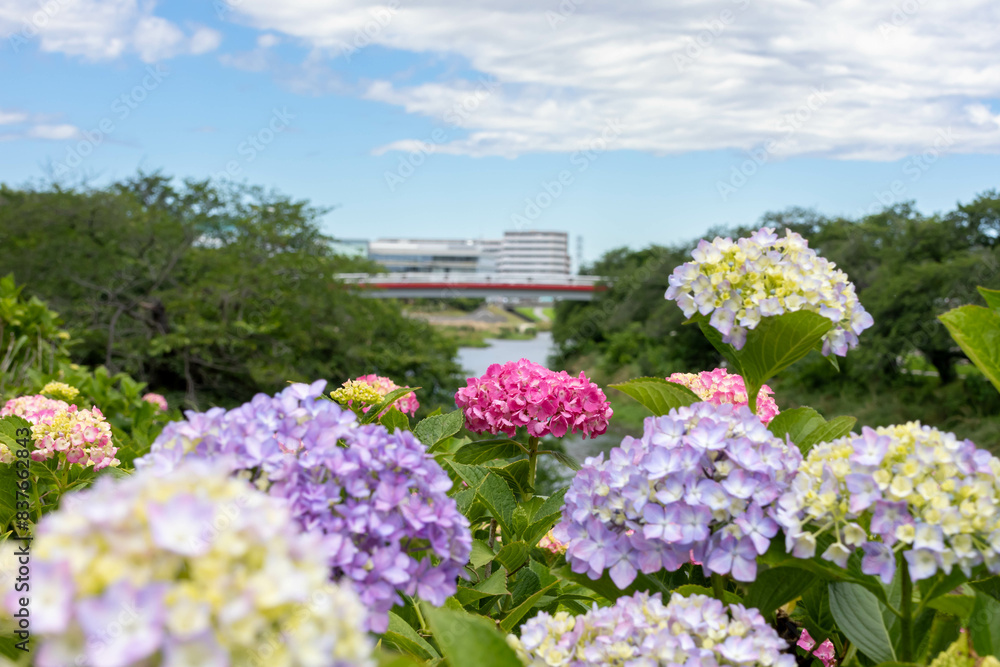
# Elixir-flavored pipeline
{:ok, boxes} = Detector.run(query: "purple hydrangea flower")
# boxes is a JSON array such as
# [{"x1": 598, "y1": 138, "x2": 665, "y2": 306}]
[
  {"x1": 137, "y1": 380, "x2": 472, "y2": 632},
  {"x1": 554, "y1": 402, "x2": 801, "y2": 586}
]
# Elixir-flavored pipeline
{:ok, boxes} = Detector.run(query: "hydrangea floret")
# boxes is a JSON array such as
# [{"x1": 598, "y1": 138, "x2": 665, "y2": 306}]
[
  {"x1": 508, "y1": 591, "x2": 796, "y2": 666},
  {"x1": 668, "y1": 368, "x2": 780, "y2": 424},
  {"x1": 775, "y1": 422, "x2": 1000, "y2": 583},
  {"x1": 40, "y1": 381, "x2": 79, "y2": 402},
  {"x1": 665, "y1": 227, "x2": 874, "y2": 354},
  {"x1": 136, "y1": 380, "x2": 471, "y2": 632},
  {"x1": 331, "y1": 374, "x2": 419, "y2": 417},
  {"x1": 10, "y1": 460, "x2": 373, "y2": 667},
  {"x1": 1, "y1": 395, "x2": 118, "y2": 470},
  {"x1": 798, "y1": 629, "x2": 837, "y2": 667},
  {"x1": 141, "y1": 392, "x2": 168, "y2": 412},
  {"x1": 455, "y1": 359, "x2": 612, "y2": 439},
  {"x1": 554, "y1": 402, "x2": 801, "y2": 587}
]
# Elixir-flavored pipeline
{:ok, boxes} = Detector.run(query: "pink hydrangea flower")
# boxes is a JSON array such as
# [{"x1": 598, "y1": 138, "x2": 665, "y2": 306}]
[
  {"x1": 667, "y1": 368, "x2": 780, "y2": 424},
  {"x1": 354, "y1": 374, "x2": 420, "y2": 417},
  {"x1": 455, "y1": 359, "x2": 612, "y2": 439},
  {"x1": 538, "y1": 529, "x2": 567, "y2": 555},
  {"x1": 798, "y1": 629, "x2": 837, "y2": 667},
  {"x1": 1, "y1": 395, "x2": 118, "y2": 470},
  {"x1": 141, "y1": 392, "x2": 168, "y2": 412}
]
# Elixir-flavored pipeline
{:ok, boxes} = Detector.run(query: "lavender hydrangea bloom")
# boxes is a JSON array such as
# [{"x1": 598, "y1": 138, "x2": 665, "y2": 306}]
[
  {"x1": 775, "y1": 422, "x2": 1000, "y2": 584},
  {"x1": 554, "y1": 402, "x2": 801, "y2": 587},
  {"x1": 136, "y1": 380, "x2": 472, "y2": 632},
  {"x1": 508, "y1": 591, "x2": 796, "y2": 666}
]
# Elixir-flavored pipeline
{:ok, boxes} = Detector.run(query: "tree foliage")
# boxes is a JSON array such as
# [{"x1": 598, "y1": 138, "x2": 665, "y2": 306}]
[{"x1": 0, "y1": 173, "x2": 463, "y2": 410}]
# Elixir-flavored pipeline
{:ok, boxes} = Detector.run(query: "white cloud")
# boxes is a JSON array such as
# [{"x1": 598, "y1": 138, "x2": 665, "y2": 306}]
[
  {"x1": 27, "y1": 124, "x2": 80, "y2": 140},
  {"x1": 0, "y1": 110, "x2": 28, "y2": 125},
  {"x1": 219, "y1": 0, "x2": 1000, "y2": 160},
  {"x1": 0, "y1": 0, "x2": 221, "y2": 62}
]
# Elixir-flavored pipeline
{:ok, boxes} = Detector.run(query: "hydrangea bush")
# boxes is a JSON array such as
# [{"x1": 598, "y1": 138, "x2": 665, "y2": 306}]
[
  {"x1": 508, "y1": 591, "x2": 795, "y2": 666},
  {"x1": 555, "y1": 402, "x2": 800, "y2": 587},
  {"x1": 11, "y1": 460, "x2": 373, "y2": 667},
  {"x1": 3, "y1": 224, "x2": 997, "y2": 667},
  {"x1": 136, "y1": 380, "x2": 470, "y2": 632}
]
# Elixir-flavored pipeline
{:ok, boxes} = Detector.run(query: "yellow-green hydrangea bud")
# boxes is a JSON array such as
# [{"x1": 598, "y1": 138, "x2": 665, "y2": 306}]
[{"x1": 40, "y1": 381, "x2": 79, "y2": 401}]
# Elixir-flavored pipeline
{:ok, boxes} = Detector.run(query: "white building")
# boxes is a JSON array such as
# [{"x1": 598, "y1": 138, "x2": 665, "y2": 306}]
[
  {"x1": 368, "y1": 238, "x2": 496, "y2": 273},
  {"x1": 366, "y1": 231, "x2": 571, "y2": 275},
  {"x1": 497, "y1": 231, "x2": 570, "y2": 275}
]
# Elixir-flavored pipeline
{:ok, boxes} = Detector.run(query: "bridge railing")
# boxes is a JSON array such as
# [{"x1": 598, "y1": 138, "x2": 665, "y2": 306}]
[{"x1": 334, "y1": 272, "x2": 609, "y2": 287}]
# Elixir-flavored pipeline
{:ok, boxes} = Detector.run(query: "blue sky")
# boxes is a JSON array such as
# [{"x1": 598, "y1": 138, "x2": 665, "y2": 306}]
[{"x1": 2, "y1": 0, "x2": 1000, "y2": 266}]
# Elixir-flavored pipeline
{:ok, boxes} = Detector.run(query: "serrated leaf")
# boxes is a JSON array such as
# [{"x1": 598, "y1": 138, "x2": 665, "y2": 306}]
[
  {"x1": 979, "y1": 286, "x2": 1000, "y2": 311},
  {"x1": 939, "y1": 304, "x2": 1000, "y2": 394},
  {"x1": 475, "y1": 567, "x2": 509, "y2": 595},
  {"x1": 454, "y1": 439, "x2": 526, "y2": 465},
  {"x1": 509, "y1": 569, "x2": 541, "y2": 607},
  {"x1": 828, "y1": 581, "x2": 897, "y2": 663},
  {"x1": 486, "y1": 459, "x2": 532, "y2": 498},
  {"x1": 797, "y1": 415, "x2": 857, "y2": 452},
  {"x1": 384, "y1": 611, "x2": 440, "y2": 660},
  {"x1": 474, "y1": 472, "x2": 517, "y2": 535},
  {"x1": 500, "y1": 581, "x2": 558, "y2": 633},
  {"x1": 743, "y1": 567, "x2": 817, "y2": 617},
  {"x1": 469, "y1": 539, "x2": 496, "y2": 569},
  {"x1": 379, "y1": 408, "x2": 410, "y2": 433},
  {"x1": 446, "y1": 460, "x2": 489, "y2": 489},
  {"x1": 414, "y1": 410, "x2": 466, "y2": 449},
  {"x1": 767, "y1": 407, "x2": 826, "y2": 446},
  {"x1": 494, "y1": 541, "x2": 530, "y2": 572},
  {"x1": 698, "y1": 310, "x2": 834, "y2": 407},
  {"x1": 523, "y1": 488, "x2": 568, "y2": 545},
  {"x1": 609, "y1": 377, "x2": 700, "y2": 416},
  {"x1": 969, "y1": 590, "x2": 1000, "y2": 657},
  {"x1": 421, "y1": 603, "x2": 523, "y2": 667},
  {"x1": 919, "y1": 569, "x2": 972, "y2": 607}
]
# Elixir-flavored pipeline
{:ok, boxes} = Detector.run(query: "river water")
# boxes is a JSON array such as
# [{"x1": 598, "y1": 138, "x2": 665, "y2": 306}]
[{"x1": 456, "y1": 332, "x2": 620, "y2": 461}]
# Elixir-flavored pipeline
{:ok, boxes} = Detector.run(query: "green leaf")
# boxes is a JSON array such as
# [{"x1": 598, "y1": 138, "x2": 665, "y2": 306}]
[
  {"x1": 475, "y1": 567, "x2": 509, "y2": 596},
  {"x1": 361, "y1": 387, "x2": 420, "y2": 425},
  {"x1": 486, "y1": 459, "x2": 532, "y2": 498},
  {"x1": 698, "y1": 310, "x2": 834, "y2": 407},
  {"x1": 474, "y1": 472, "x2": 518, "y2": 536},
  {"x1": 608, "y1": 377, "x2": 701, "y2": 416},
  {"x1": 454, "y1": 439, "x2": 526, "y2": 465},
  {"x1": 469, "y1": 539, "x2": 497, "y2": 569},
  {"x1": 499, "y1": 581, "x2": 559, "y2": 633},
  {"x1": 379, "y1": 408, "x2": 410, "y2": 433},
  {"x1": 978, "y1": 286, "x2": 1000, "y2": 311},
  {"x1": 414, "y1": 410, "x2": 466, "y2": 449},
  {"x1": 939, "y1": 304, "x2": 1000, "y2": 394},
  {"x1": 743, "y1": 567, "x2": 817, "y2": 617},
  {"x1": 383, "y1": 611, "x2": 440, "y2": 660},
  {"x1": 797, "y1": 415, "x2": 857, "y2": 452},
  {"x1": 375, "y1": 651, "x2": 425, "y2": 667},
  {"x1": 927, "y1": 595, "x2": 975, "y2": 619},
  {"x1": 446, "y1": 461, "x2": 489, "y2": 489},
  {"x1": 968, "y1": 590, "x2": 1000, "y2": 657},
  {"x1": 918, "y1": 569, "x2": 972, "y2": 607},
  {"x1": 767, "y1": 407, "x2": 826, "y2": 446},
  {"x1": 522, "y1": 488, "x2": 568, "y2": 545},
  {"x1": 421, "y1": 603, "x2": 523, "y2": 667},
  {"x1": 828, "y1": 581, "x2": 897, "y2": 663},
  {"x1": 494, "y1": 541, "x2": 530, "y2": 572}
]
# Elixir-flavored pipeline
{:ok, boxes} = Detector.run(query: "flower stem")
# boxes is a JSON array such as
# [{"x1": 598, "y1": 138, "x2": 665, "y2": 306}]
[
  {"x1": 711, "y1": 573, "x2": 726, "y2": 602},
  {"x1": 525, "y1": 435, "x2": 539, "y2": 501},
  {"x1": 900, "y1": 556, "x2": 913, "y2": 662}
]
